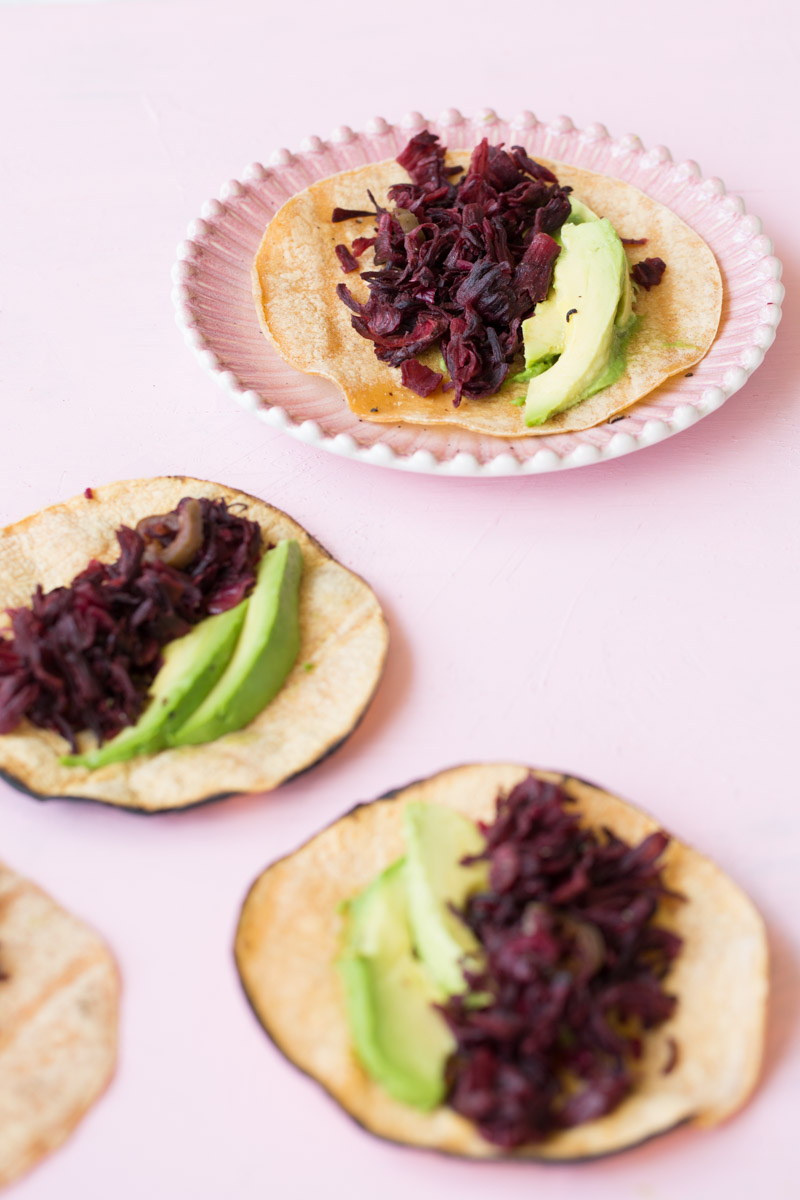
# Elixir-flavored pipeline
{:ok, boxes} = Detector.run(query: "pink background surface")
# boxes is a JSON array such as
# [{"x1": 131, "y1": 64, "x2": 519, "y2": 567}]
[{"x1": 1, "y1": 2, "x2": 798, "y2": 1197}]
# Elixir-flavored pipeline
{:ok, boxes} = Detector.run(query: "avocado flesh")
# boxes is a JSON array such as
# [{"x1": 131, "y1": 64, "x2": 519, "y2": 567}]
[
  {"x1": 403, "y1": 803, "x2": 489, "y2": 997},
  {"x1": 168, "y1": 539, "x2": 302, "y2": 747},
  {"x1": 523, "y1": 218, "x2": 628, "y2": 427},
  {"x1": 60, "y1": 601, "x2": 248, "y2": 769},
  {"x1": 565, "y1": 196, "x2": 599, "y2": 225},
  {"x1": 337, "y1": 860, "x2": 454, "y2": 1111},
  {"x1": 615, "y1": 257, "x2": 634, "y2": 330},
  {"x1": 523, "y1": 200, "x2": 631, "y2": 366},
  {"x1": 522, "y1": 197, "x2": 601, "y2": 366}
]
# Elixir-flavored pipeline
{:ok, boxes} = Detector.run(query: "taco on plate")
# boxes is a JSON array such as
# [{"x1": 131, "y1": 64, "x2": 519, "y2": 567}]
[{"x1": 253, "y1": 134, "x2": 721, "y2": 437}]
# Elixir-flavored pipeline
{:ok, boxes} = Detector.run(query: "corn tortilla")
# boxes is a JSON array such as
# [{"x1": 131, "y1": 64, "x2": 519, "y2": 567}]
[
  {"x1": 0, "y1": 861, "x2": 118, "y2": 1188},
  {"x1": 235, "y1": 764, "x2": 767, "y2": 1160},
  {"x1": 0, "y1": 477, "x2": 388, "y2": 813},
  {"x1": 253, "y1": 153, "x2": 722, "y2": 437}
]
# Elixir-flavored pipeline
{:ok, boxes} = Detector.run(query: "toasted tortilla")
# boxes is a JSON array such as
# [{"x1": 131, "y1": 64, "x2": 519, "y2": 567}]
[
  {"x1": 0, "y1": 861, "x2": 118, "y2": 1188},
  {"x1": 253, "y1": 153, "x2": 722, "y2": 437},
  {"x1": 235, "y1": 764, "x2": 767, "y2": 1160},
  {"x1": 0, "y1": 477, "x2": 388, "y2": 813}
]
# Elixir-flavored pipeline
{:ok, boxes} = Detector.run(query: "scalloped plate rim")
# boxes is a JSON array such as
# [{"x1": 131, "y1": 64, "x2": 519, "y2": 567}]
[{"x1": 172, "y1": 109, "x2": 783, "y2": 478}]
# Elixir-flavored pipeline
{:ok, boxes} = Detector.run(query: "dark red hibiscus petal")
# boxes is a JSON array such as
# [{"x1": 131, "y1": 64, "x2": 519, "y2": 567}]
[
  {"x1": 441, "y1": 774, "x2": 683, "y2": 1147},
  {"x1": 631, "y1": 257, "x2": 667, "y2": 290},
  {"x1": 0, "y1": 501, "x2": 263, "y2": 751},
  {"x1": 333, "y1": 135, "x2": 576, "y2": 406},
  {"x1": 400, "y1": 359, "x2": 443, "y2": 396}
]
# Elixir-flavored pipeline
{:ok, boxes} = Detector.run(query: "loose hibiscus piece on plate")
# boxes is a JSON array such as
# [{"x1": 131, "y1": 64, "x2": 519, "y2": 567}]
[
  {"x1": 631, "y1": 256, "x2": 668, "y2": 290},
  {"x1": 400, "y1": 360, "x2": 443, "y2": 397}
]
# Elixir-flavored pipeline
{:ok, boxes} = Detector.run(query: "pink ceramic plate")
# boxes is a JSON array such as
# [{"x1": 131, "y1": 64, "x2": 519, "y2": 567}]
[{"x1": 172, "y1": 109, "x2": 783, "y2": 476}]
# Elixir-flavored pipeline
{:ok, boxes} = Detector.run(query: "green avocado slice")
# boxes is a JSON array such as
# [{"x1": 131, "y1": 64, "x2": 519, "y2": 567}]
[
  {"x1": 565, "y1": 196, "x2": 599, "y2": 225},
  {"x1": 403, "y1": 803, "x2": 489, "y2": 996},
  {"x1": 522, "y1": 197, "x2": 601, "y2": 367},
  {"x1": 337, "y1": 859, "x2": 454, "y2": 1111},
  {"x1": 523, "y1": 218, "x2": 628, "y2": 427},
  {"x1": 61, "y1": 600, "x2": 249, "y2": 769},
  {"x1": 168, "y1": 539, "x2": 302, "y2": 747}
]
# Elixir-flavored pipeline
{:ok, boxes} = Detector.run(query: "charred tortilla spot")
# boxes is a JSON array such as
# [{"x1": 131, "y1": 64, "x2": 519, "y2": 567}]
[{"x1": 663, "y1": 1037, "x2": 679, "y2": 1075}]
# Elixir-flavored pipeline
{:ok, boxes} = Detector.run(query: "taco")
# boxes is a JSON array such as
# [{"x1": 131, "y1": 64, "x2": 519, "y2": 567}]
[
  {"x1": 0, "y1": 860, "x2": 118, "y2": 1188},
  {"x1": 0, "y1": 477, "x2": 387, "y2": 813},
  {"x1": 253, "y1": 135, "x2": 722, "y2": 437},
  {"x1": 235, "y1": 764, "x2": 767, "y2": 1160}
]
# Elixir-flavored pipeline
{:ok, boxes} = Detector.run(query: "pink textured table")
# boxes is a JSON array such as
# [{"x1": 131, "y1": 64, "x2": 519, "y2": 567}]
[{"x1": 1, "y1": 2, "x2": 798, "y2": 1197}]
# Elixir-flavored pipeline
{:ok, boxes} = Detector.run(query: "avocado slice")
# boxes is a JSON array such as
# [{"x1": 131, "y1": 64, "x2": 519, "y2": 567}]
[
  {"x1": 60, "y1": 600, "x2": 248, "y2": 769},
  {"x1": 565, "y1": 196, "x2": 599, "y2": 225},
  {"x1": 522, "y1": 198, "x2": 601, "y2": 368},
  {"x1": 168, "y1": 539, "x2": 302, "y2": 747},
  {"x1": 403, "y1": 803, "x2": 489, "y2": 996},
  {"x1": 337, "y1": 859, "x2": 454, "y2": 1110},
  {"x1": 523, "y1": 218, "x2": 628, "y2": 427},
  {"x1": 615, "y1": 256, "x2": 634, "y2": 330}
]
